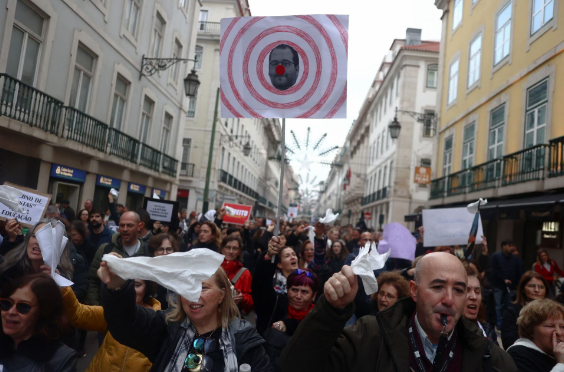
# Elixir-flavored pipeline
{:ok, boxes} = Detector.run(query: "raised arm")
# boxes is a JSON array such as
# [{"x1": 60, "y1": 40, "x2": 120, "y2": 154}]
[{"x1": 61, "y1": 286, "x2": 107, "y2": 333}]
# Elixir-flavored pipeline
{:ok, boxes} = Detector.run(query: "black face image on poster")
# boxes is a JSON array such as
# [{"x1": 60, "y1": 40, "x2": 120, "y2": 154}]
[{"x1": 268, "y1": 44, "x2": 300, "y2": 91}]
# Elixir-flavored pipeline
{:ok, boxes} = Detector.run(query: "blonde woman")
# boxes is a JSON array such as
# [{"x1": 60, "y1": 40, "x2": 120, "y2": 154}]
[{"x1": 98, "y1": 260, "x2": 270, "y2": 372}]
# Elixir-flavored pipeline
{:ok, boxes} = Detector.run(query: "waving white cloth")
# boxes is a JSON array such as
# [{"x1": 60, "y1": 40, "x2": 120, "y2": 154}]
[
  {"x1": 102, "y1": 249, "x2": 224, "y2": 302},
  {"x1": 305, "y1": 226, "x2": 315, "y2": 244},
  {"x1": 35, "y1": 221, "x2": 74, "y2": 287},
  {"x1": 319, "y1": 209, "x2": 339, "y2": 224},
  {"x1": 351, "y1": 242, "x2": 391, "y2": 295},
  {"x1": 0, "y1": 185, "x2": 27, "y2": 214},
  {"x1": 467, "y1": 198, "x2": 487, "y2": 214},
  {"x1": 110, "y1": 188, "x2": 119, "y2": 198},
  {"x1": 204, "y1": 210, "x2": 216, "y2": 222}
]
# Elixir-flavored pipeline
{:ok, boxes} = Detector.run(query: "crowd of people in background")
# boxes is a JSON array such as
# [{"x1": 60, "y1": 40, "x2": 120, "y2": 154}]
[{"x1": 2, "y1": 194, "x2": 564, "y2": 371}]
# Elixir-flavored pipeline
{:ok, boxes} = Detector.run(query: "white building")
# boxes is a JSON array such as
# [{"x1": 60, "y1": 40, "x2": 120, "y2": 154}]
[{"x1": 0, "y1": 0, "x2": 200, "y2": 212}]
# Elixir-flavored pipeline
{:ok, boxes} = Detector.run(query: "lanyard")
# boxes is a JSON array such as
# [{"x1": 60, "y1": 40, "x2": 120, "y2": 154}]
[{"x1": 408, "y1": 317, "x2": 457, "y2": 372}]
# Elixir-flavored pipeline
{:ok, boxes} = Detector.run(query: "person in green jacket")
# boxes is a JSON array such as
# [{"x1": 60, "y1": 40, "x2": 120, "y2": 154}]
[
  {"x1": 280, "y1": 252, "x2": 517, "y2": 372},
  {"x1": 85, "y1": 212, "x2": 148, "y2": 306}
]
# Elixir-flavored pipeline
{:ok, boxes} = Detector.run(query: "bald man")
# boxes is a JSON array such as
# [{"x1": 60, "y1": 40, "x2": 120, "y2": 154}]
[
  {"x1": 281, "y1": 253, "x2": 517, "y2": 372},
  {"x1": 86, "y1": 211, "x2": 150, "y2": 305}
]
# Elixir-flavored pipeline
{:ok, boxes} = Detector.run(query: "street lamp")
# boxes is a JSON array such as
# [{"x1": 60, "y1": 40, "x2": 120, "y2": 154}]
[
  {"x1": 140, "y1": 55, "x2": 200, "y2": 97},
  {"x1": 243, "y1": 142, "x2": 252, "y2": 156},
  {"x1": 183, "y1": 69, "x2": 200, "y2": 97},
  {"x1": 388, "y1": 113, "x2": 402, "y2": 140},
  {"x1": 388, "y1": 107, "x2": 438, "y2": 140}
]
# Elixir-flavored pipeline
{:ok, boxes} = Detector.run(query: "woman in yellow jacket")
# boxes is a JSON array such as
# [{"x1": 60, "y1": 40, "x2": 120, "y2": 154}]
[{"x1": 61, "y1": 279, "x2": 160, "y2": 372}]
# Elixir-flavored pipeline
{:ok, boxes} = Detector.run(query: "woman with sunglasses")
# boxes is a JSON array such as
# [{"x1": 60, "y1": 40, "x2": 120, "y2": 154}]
[
  {"x1": 0, "y1": 273, "x2": 77, "y2": 370},
  {"x1": 148, "y1": 234, "x2": 180, "y2": 310},
  {"x1": 60, "y1": 276, "x2": 159, "y2": 372},
  {"x1": 98, "y1": 258, "x2": 271, "y2": 372},
  {"x1": 502, "y1": 270, "x2": 549, "y2": 349},
  {"x1": 220, "y1": 235, "x2": 254, "y2": 315}
]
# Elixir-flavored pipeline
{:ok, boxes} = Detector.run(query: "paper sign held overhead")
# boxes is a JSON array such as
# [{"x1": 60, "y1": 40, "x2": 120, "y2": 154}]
[
  {"x1": 222, "y1": 203, "x2": 253, "y2": 225},
  {"x1": 422, "y1": 208, "x2": 484, "y2": 247},
  {"x1": 143, "y1": 198, "x2": 180, "y2": 228},
  {"x1": 220, "y1": 15, "x2": 349, "y2": 119},
  {"x1": 0, "y1": 183, "x2": 51, "y2": 227}
]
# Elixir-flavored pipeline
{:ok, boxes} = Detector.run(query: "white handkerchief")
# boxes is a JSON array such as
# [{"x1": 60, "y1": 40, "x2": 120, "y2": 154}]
[
  {"x1": 319, "y1": 209, "x2": 339, "y2": 224},
  {"x1": 54, "y1": 273, "x2": 74, "y2": 287},
  {"x1": 205, "y1": 210, "x2": 216, "y2": 222},
  {"x1": 351, "y1": 242, "x2": 391, "y2": 295},
  {"x1": 110, "y1": 188, "x2": 119, "y2": 197},
  {"x1": 35, "y1": 222, "x2": 73, "y2": 286},
  {"x1": 103, "y1": 249, "x2": 224, "y2": 302},
  {"x1": 305, "y1": 226, "x2": 315, "y2": 244},
  {"x1": 467, "y1": 198, "x2": 487, "y2": 214},
  {"x1": 152, "y1": 192, "x2": 160, "y2": 199}
]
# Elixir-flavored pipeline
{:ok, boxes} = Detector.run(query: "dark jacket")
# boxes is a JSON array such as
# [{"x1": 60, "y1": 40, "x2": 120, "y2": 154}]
[
  {"x1": 69, "y1": 244, "x2": 88, "y2": 303},
  {"x1": 74, "y1": 239, "x2": 97, "y2": 266},
  {"x1": 63, "y1": 205, "x2": 76, "y2": 223},
  {"x1": 327, "y1": 258, "x2": 345, "y2": 275},
  {"x1": 101, "y1": 280, "x2": 271, "y2": 372},
  {"x1": 189, "y1": 241, "x2": 219, "y2": 252},
  {"x1": 490, "y1": 252, "x2": 523, "y2": 290},
  {"x1": 280, "y1": 296, "x2": 517, "y2": 372},
  {"x1": 507, "y1": 339, "x2": 558, "y2": 372},
  {"x1": 108, "y1": 202, "x2": 121, "y2": 224},
  {"x1": 501, "y1": 302, "x2": 522, "y2": 349},
  {"x1": 479, "y1": 321, "x2": 499, "y2": 346},
  {"x1": 0, "y1": 331, "x2": 77, "y2": 372},
  {"x1": 86, "y1": 233, "x2": 149, "y2": 305},
  {"x1": 88, "y1": 225, "x2": 115, "y2": 251},
  {"x1": 0, "y1": 234, "x2": 24, "y2": 255}
]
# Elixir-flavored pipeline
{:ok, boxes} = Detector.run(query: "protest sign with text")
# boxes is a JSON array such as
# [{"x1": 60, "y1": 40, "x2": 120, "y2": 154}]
[
  {"x1": 222, "y1": 203, "x2": 252, "y2": 225},
  {"x1": 143, "y1": 198, "x2": 180, "y2": 229},
  {"x1": 422, "y1": 208, "x2": 484, "y2": 247},
  {"x1": 0, "y1": 183, "x2": 51, "y2": 227}
]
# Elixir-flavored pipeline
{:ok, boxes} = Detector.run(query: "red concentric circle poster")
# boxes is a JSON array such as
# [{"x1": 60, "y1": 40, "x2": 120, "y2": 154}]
[{"x1": 220, "y1": 15, "x2": 349, "y2": 119}]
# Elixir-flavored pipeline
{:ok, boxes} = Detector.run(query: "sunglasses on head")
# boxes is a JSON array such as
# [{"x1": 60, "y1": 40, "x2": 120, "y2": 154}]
[
  {"x1": 0, "y1": 298, "x2": 37, "y2": 314},
  {"x1": 183, "y1": 337, "x2": 217, "y2": 372},
  {"x1": 291, "y1": 269, "x2": 316, "y2": 279}
]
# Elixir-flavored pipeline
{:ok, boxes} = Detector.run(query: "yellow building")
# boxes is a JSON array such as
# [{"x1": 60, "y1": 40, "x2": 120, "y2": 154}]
[{"x1": 431, "y1": 0, "x2": 564, "y2": 266}]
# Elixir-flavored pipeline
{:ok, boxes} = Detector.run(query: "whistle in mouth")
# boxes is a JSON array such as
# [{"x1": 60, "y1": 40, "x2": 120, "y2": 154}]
[{"x1": 440, "y1": 314, "x2": 448, "y2": 335}]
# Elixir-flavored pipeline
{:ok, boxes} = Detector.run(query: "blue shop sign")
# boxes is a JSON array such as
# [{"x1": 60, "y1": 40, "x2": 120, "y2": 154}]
[
  {"x1": 128, "y1": 182, "x2": 146, "y2": 195},
  {"x1": 96, "y1": 175, "x2": 121, "y2": 189},
  {"x1": 50, "y1": 164, "x2": 87, "y2": 183},
  {"x1": 152, "y1": 188, "x2": 167, "y2": 198}
]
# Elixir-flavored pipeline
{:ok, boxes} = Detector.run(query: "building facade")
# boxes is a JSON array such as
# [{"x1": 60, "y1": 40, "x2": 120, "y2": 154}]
[
  {"x1": 431, "y1": 0, "x2": 564, "y2": 267},
  {"x1": 0, "y1": 0, "x2": 200, "y2": 212}
]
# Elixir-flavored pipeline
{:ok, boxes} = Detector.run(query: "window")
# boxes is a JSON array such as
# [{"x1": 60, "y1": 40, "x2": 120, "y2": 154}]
[
  {"x1": 495, "y1": 3, "x2": 512, "y2": 65},
  {"x1": 187, "y1": 96, "x2": 197, "y2": 118},
  {"x1": 532, "y1": 0, "x2": 554, "y2": 34},
  {"x1": 199, "y1": 10, "x2": 208, "y2": 31},
  {"x1": 453, "y1": 0, "x2": 463, "y2": 30},
  {"x1": 161, "y1": 113, "x2": 172, "y2": 154},
  {"x1": 448, "y1": 59, "x2": 459, "y2": 104},
  {"x1": 388, "y1": 161, "x2": 394, "y2": 186},
  {"x1": 125, "y1": 0, "x2": 141, "y2": 37},
  {"x1": 427, "y1": 65, "x2": 438, "y2": 88},
  {"x1": 443, "y1": 136, "x2": 453, "y2": 176},
  {"x1": 6, "y1": 1, "x2": 45, "y2": 87},
  {"x1": 181, "y1": 138, "x2": 191, "y2": 164},
  {"x1": 468, "y1": 35, "x2": 482, "y2": 88},
  {"x1": 488, "y1": 105, "x2": 505, "y2": 178},
  {"x1": 110, "y1": 75, "x2": 129, "y2": 130},
  {"x1": 195, "y1": 45, "x2": 203, "y2": 69},
  {"x1": 179, "y1": 0, "x2": 188, "y2": 10},
  {"x1": 375, "y1": 135, "x2": 380, "y2": 158},
  {"x1": 525, "y1": 79, "x2": 548, "y2": 147},
  {"x1": 423, "y1": 110, "x2": 435, "y2": 137},
  {"x1": 462, "y1": 124, "x2": 475, "y2": 170},
  {"x1": 151, "y1": 13, "x2": 165, "y2": 57},
  {"x1": 171, "y1": 39, "x2": 183, "y2": 81},
  {"x1": 70, "y1": 46, "x2": 96, "y2": 112},
  {"x1": 139, "y1": 96, "x2": 154, "y2": 144}
]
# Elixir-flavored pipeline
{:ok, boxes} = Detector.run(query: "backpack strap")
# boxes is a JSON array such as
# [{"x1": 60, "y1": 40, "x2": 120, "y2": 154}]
[
  {"x1": 231, "y1": 267, "x2": 247, "y2": 285},
  {"x1": 103, "y1": 242, "x2": 115, "y2": 255}
]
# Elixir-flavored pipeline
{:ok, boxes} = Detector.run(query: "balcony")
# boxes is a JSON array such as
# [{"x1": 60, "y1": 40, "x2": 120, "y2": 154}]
[
  {"x1": 180, "y1": 162, "x2": 195, "y2": 177},
  {"x1": 361, "y1": 187, "x2": 389, "y2": 206},
  {"x1": 430, "y1": 145, "x2": 549, "y2": 200},
  {"x1": 218, "y1": 169, "x2": 258, "y2": 200},
  {"x1": 198, "y1": 21, "x2": 220, "y2": 35},
  {"x1": 0, "y1": 73, "x2": 180, "y2": 179},
  {"x1": 259, "y1": 196, "x2": 267, "y2": 205}
]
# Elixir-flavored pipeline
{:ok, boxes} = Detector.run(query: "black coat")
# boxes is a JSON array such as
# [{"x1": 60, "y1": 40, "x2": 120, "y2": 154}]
[
  {"x1": 69, "y1": 244, "x2": 88, "y2": 303},
  {"x1": 501, "y1": 303, "x2": 522, "y2": 349},
  {"x1": 508, "y1": 342, "x2": 557, "y2": 372},
  {"x1": 189, "y1": 241, "x2": 219, "y2": 252},
  {"x1": 101, "y1": 281, "x2": 270, "y2": 372},
  {"x1": 74, "y1": 239, "x2": 97, "y2": 266}
]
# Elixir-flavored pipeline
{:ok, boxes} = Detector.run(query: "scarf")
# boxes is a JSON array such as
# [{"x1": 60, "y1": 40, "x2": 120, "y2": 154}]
[
  {"x1": 273, "y1": 270, "x2": 287, "y2": 294},
  {"x1": 287, "y1": 303, "x2": 314, "y2": 320},
  {"x1": 166, "y1": 318, "x2": 238, "y2": 372},
  {"x1": 222, "y1": 260, "x2": 242, "y2": 279}
]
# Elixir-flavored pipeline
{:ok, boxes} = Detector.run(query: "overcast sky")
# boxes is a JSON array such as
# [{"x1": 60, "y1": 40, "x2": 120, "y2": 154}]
[{"x1": 247, "y1": 0, "x2": 443, "y2": 194}]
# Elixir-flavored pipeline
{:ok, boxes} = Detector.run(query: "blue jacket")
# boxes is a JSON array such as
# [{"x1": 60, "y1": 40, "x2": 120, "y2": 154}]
[
  {"x1": 88, "y1": 225, "x2": 115, "y2": 250},
  {"x1": 490, "y1": 251, "x2": 523, "y2": 290}
]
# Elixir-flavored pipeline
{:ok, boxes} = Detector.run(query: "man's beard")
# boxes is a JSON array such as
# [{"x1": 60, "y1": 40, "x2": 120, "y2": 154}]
[
  {"x1": 90, "y1": 220, "x2": 101, "y2": 228},
  {"x1": 273, "y1": 75, "x2": 295, "y2": 90}
]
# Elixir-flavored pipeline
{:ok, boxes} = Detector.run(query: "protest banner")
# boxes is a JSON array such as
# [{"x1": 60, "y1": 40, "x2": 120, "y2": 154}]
[
  {"x1": 287, "y1": 206, "x2": 298, "y2": 219},
  {"x1": 378, "y1": 222, "x2": 416, "y2": 261},
  {"x1": 0, "y1": 182, "x2": 51, "y2": 227},
  {"x1": 222, "y1": 203, "x2": 252, "y2": 225},
  {"x1": 143, "y1": 198, "x2": 180, "y2": 229},
  {"x1": 422, "y1": 208, "x2": 484, "y2": 247}
]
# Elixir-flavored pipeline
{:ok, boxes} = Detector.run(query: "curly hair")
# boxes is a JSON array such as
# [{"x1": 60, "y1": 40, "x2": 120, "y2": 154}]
[
  {"x1": 518, "y1": 299, "x2": 564, "y2": 339},
  {"x1": 370, "y1": 271, "x2": 410, "y2": 303}
]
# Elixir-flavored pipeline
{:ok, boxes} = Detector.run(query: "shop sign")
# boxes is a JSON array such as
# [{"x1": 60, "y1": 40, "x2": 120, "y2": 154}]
[
  {"x1": 96, "y1": 175, "x2": 121, "y2": 189},
  {"x1": 414, "y1": 167, "x2": 431, "y2": 185},
  {"x1": 152, "y1": 188, "x2": 167, "y2": 198},
  {"x1": 50, "y1": 163, "x2": 87, "y2": 183},
  {"x1": 128, "y1": 182, "x2": 146, "y2": 195},
  {"x1": 177, "y1": 189, "x2": 189, "y2": 198}
]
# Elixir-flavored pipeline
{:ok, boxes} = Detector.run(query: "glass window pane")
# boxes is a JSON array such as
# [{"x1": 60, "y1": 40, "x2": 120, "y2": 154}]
[
  {"x1": 497, "y1": 144, "x2": 503, "y2": 156},
  {"x1": 464, "y1": 124, "x2": 475, "y2": 140},
  {"x1": 489, "y1": 131, "x2": 496, "y2": 146},
  {"x1": 115, "y1": 77, "x2": 128, "y2": 96},
  {"x1": 528, "y1": 80, "x2": 548, "y2": 108},
  {"x1": 534, "y1": 0, "x2": 544, "y2": 12},
  {"x1": 155, "y1": 14, "x2": 165, "y2": 33},
  {"x1": 116, "y1": 98, "x2": 125, "y2": 130},
  {"x1": 491, "y1": 106, "x2": 505, "y2": 127},
  {"x1": 545, "y1": 0, "x2": 554, "y2": 22},
  {"x1": 130, "y1": 4, "x2": 139, "y2": 34},
  {"x1": 70, "y1": 68, "x2": 81, "y2": 108},
  {"x1": 110, "y1": 95, "x2": 119, "y2": 128},
  {"x1": 538, "y1": 105, "x2": 547, "y2": 126},
  {"x1": 76, "y1": 47, "x2": 94, "y2": 72},
  {"x1": 199, "y1": 10, "x2": 208, "y2": 22},
  {"x1": 533, "y1": 12, "x2": 543, "y2": 33},
  {"x1": 143, "y1": 98, "x2": 153, "y2": 114},
  {"x1": 7, "y1": 28, "x2": 24, "y2": 78},
  {"x1": 526, "y1": 131, "x2": 535, "y2": 147},
  {"x1": 497, "y1": 4, "x2": 511, "y2": 28},
  {"x1": 537, "y1": 127, "x2": 545, "y2": 144},
  {"x1": 78, "y1": 74, "x2": 91, "y2": 111},
  {"x1": 527, "y1": 111, "x2": 536, "y2": 130},
  {"x1": 471, "y1": 36, "x2": 481, "y2": 55},
  {"x1": 20, "y1": 37, "x2": 40, "y2": 86},
  {"x1": 15, "y1": 1, "x2": 44, "y2": 36}
]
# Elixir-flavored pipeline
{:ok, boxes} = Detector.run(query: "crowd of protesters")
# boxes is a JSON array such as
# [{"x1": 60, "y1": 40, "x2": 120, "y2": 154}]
[{"x1": 2, "y1": 194, "x2": 564, "y2": 372}]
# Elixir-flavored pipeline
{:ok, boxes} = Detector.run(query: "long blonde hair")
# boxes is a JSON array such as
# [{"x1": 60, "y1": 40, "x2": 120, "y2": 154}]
[
  {"x1": 196, "y1": 221, "x2": 223, "y2": 248},
  {"x1": 166, "y1": 267, "x2": 240, "y2": 328}
]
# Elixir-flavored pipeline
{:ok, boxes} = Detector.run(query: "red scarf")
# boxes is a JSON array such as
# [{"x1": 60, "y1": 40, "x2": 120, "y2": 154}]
[
  {"x1": 287, "y1": 303, "x2": 314, "y2": 320},
  {"x1": 221, "y1": 260, "x2": 242, "y2": 279}
]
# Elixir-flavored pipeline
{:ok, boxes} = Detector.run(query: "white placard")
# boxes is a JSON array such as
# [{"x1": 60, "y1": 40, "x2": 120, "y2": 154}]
[
  {"x1": 0, "y1": 183, "x2": 51, "y2": 227},
  {"x1": 422, "y1": 208, "x2": 484, "y2": 247},
  {"x1": 287, "y1": 206, "x2": 298, "y2": 219},
  {"x1": 220, "y1": 15, "x2": 349, "y2": 119},
  {"x1": 146, "y1": 201, "x2": 174, "y2": 223}
]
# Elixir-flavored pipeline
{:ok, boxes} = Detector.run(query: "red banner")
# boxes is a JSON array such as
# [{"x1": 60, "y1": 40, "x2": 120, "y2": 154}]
[{"x1": 222, "y1": 203, "x2": 253, "y2": 225}]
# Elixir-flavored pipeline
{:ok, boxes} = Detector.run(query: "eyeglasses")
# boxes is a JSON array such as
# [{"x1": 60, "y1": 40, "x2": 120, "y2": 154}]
[
  {"x1": 269, "y1": 60, "x2": 295, "y2": 69},
  {"x1": 526, "y1": 284, "x2": 546, "y2": 290},
  {"x1": 290, "y1": 269, "x2": 316, "y2": 279},
  {"x1": 223, "y1": 246, "x2": 241, "y2": 252},
  {"x1": 155, "y1": 247, "x2": 174, "y2": 254},
  {"x1": 377, "y1": 292, "x2": 397, "y2": 301},
  {"x1": 0, "y1": 298, "x2": 37, "y2": 314},
  {"x1": 184, "y1": 336, "x2": 216, "y2": 372}
]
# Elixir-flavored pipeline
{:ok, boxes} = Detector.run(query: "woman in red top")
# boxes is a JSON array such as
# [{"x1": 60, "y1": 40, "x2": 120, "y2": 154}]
[
  {"x1": 220, "y1": 235, "x2": 254, "y2": 314},
  {"x1": 533, "y1": 248, "x2": 564, "y2": 297}
]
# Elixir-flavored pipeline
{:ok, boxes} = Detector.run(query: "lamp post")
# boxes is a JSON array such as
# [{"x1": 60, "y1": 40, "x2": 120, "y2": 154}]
[
  {"x1": 202, "y1": 88, "x2": 220, "y2": 214},
  {"x1": 388, "y1": 107, "x2": 438, "y2": 140},
  {"x1": 140, "y1": 55, "x2": 200, "y2": 98}
]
